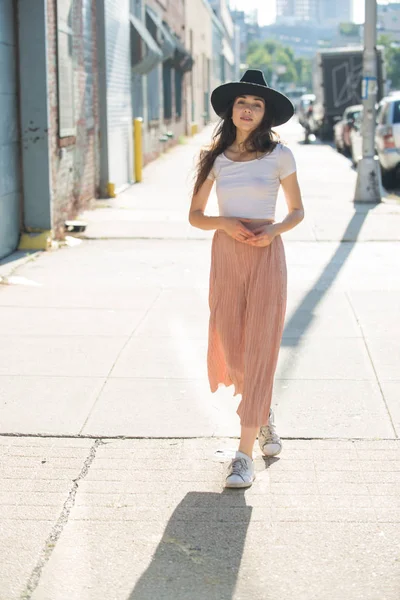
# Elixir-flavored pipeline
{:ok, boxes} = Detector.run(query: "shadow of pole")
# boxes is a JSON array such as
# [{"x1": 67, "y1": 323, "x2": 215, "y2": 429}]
[
  {"x1": 128, "y1": 490, "x2": 252, "y2": 600},
  {"x1": 279, "y1": 205, "x2": 376, "y2": 374}
]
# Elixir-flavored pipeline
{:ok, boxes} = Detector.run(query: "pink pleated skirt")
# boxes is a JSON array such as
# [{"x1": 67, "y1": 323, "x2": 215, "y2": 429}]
[{"x1": 207, "y1": 229, "x2": 287, "y2": 428}]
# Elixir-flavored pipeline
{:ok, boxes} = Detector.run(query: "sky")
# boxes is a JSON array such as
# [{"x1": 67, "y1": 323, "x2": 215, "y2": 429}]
[{"x1": 229, "y1": 1, "x2": 395, "y2": 26}]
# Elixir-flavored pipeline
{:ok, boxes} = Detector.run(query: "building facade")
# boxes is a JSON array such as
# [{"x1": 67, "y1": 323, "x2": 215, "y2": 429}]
[
  {"x1": 0, "y1": 0, "x2": 21, "y2": 259},
  {"x1": 0, "y1": 0, "x2": 101, "y2": 261},
  {"x1": 208, "y1": 0, "x2": 236, "y2": 82},
  {"x1": 97, "y1": 0, "x2": 132, "y2": 195},
  {"x1": 185, "y1": 0, "x2": 214, "y2": 132},
  {"x1": 0, "y1": 0, "x2": 237, "y2": 260}
]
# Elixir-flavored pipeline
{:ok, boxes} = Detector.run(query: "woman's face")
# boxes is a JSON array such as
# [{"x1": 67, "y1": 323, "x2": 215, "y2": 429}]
[{"x1": 232, "y1": 95, "x2": 266, "y2": 132}]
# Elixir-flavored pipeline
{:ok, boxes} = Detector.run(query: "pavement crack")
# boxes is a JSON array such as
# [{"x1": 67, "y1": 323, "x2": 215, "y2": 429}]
[
  {"x1": 20, "y1": 438, "x2": 105, "y2": 600},
  {"x1": 78, "y1": 288, "x2": 163, "y2": 436}
]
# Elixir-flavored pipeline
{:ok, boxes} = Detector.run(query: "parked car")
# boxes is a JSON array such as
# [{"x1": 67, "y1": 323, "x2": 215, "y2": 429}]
[
  {"x1": 375, "y1": 94, "x2": 400, "y2": 187},
  {"x1": 333, "y1": 104, "x2": 363, "y2": 155}
]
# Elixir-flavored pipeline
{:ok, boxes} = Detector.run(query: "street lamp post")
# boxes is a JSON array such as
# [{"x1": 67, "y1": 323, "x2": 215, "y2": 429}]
[{"x1": 354, "y1": 0, "x2": 382, "y2": 203}]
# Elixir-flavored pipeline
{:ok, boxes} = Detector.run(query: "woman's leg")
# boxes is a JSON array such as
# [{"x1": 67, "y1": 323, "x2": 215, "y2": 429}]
[
  {"x1": 208, "y1": 232, "x2": 246, "y2": 395},
  {"x1": 238, "y1": 425, "x2": 259, "y2": 458},
  {"x1": 237, "y1": 236, "x2": 287, "y2": 428}
]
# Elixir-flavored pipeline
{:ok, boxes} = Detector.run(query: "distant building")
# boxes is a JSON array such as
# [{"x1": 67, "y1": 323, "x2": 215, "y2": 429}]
[
  {"x1": 276, "y1": 0, "x2": 319, "y2": 25},
  {"x1": 319, "y1": 0, "x2": 353, "y2": 27},
  {"x1": 231, "y1": 10, "x2": 247, "y2": 62},
  {"x1": 276, "y1": 0, "x2": 352, "y2": 28},
  {"x1": 378, "y1": 2, "x2": 400, "y2": 41},
  {"x1": 231, "y1": 8, "x2": 260, "y2": 68}
]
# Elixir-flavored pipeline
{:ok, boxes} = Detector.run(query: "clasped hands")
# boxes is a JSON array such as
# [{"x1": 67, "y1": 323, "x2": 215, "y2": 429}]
[{"x1": 222, "y1": 217, "x2": 278, "y2": 247}]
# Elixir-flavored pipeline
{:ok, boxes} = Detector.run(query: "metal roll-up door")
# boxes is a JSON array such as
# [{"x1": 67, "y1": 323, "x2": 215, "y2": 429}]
[
  {"x1": 0, "y1": 0, "x2": 21, "y2": 260},
  {"x1": 105, "y1": 0, "x2": 132, "y2": 189}
]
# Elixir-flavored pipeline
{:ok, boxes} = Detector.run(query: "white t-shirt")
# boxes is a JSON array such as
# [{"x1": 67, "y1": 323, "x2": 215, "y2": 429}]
[{"x1": 206, "y1": 143, "x2": 296, "y2": 220}]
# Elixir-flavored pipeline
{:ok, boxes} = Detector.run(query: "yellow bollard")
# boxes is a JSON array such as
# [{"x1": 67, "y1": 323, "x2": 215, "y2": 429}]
[
  {"x1": 18, "y1": 230, "x2": 53, "y2": 251},
  {"x1": 134, "y1": 118, "x2": 143, "y2": 182},
  {"x1": 191, "y1": 122, "x2": 198, "y2": 136},
  {"x1": 107, "y1": 182, "x2": 116, "y2": 198}
]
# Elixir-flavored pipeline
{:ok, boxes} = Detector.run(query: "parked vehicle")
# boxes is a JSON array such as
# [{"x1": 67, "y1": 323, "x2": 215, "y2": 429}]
[
  {"x1": 333, "y1": 104, "x2": 363, "y2": 155},
  {"x1": 375, "y1": 94, "x2": 400, "y2": 187},
  {"x1": 311, "y1": 46, "x2": 385, "y2": 140},
  {"x1": 349, "y1": 109, "x2": 363, "y2": 167},
  {"x1": 348, "y1": 95, "x2": 400, "y2": 187}
]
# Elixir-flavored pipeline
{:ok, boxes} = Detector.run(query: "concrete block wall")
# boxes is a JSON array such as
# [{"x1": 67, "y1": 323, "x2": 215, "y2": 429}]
[{"x1": 47, "y1": 0, "x2": 100, "y2": 239}]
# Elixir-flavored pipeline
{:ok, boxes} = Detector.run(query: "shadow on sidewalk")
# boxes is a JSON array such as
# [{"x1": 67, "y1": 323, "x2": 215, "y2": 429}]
[
  {"x1": 0, "y1": 250, "x2": 36, "y2": 268},
  {"x1": 129, "y1": 490, "x2": 252, "y2": 600},
  {"x1": 281, "y1": 206, "x2": 375, "y2": 360}
]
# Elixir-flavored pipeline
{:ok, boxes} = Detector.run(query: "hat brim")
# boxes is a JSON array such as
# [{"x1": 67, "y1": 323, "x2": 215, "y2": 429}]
[{"x1": 211, "y1": 82, "x2": 294, "y2": 127}]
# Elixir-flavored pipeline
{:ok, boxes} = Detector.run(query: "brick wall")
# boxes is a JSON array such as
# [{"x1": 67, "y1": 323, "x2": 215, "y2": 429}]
[{"x1": 47, "y1": 0, "x2": 100, "y2": 239}]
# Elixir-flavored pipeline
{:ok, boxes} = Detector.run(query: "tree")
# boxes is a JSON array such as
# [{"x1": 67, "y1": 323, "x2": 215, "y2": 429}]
[
  {"x1": 378, "y1": 34, "x2": 400, "y2": 90},
  {"x1": 246, "y1": 40, "x2": 312, "y2": 90},
  {"x1": 246, "y1": 44, "x2": 273, "y2": 82}
]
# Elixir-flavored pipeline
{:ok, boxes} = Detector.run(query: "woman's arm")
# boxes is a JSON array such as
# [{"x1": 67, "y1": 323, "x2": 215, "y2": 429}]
[
  {"x1": 273, "y1": 171, "x2": 304, "y2": 235},
  {"x1": 188, "y1": 178, "x2": 225, "y2": 231}
]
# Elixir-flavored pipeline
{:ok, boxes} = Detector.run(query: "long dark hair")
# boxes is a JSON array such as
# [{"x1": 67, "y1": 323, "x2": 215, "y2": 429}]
[{"x1": 193, "y1": 99, "x2": 280, "y2": 195}]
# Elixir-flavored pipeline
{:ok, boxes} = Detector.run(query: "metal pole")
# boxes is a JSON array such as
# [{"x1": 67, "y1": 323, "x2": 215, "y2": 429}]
[{"x1": 354, "y1": 0, "x2": 382, "y2": 203}]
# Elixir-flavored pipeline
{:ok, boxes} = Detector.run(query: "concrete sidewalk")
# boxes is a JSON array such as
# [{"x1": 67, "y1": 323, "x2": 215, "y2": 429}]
[{"x1": 0, "y1": 119, "x2": 400, "y2": 599}]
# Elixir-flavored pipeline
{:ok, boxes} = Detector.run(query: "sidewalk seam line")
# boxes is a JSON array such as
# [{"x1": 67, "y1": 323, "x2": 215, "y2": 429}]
[
  {"x1": 345, "y1": 291, "x2": 399, "y2": 439},
  {"x1": 77, "y1": 289, "x2": 163, "y2": 435},
  {"x1": 20, "y1": 438, "x2": 104, "y2": 600},
  {"x1": 1, "y1": 434, "x2": 398, "y2": 441}
]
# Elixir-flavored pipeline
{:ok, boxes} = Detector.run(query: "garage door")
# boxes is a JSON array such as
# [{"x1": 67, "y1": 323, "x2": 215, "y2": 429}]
[{"x1": 0, "y1": 0, "x2": 21, "y2": 260}]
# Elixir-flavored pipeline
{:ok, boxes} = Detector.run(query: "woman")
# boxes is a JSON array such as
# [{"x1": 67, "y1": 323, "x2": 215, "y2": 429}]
[{"x1": 189, "y1": 70, "x2": 304, "y2": 488}]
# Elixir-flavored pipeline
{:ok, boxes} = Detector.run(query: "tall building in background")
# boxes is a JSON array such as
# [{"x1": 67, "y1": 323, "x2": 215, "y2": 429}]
[
  {"x1": 276, "y1": 0, "x2": 353, "y2": 26},
  {"x1": 319, "y1": 0, "x2": 352, "y2": 26},
  {"x1": 276, "y1": 0, "x2": 319, "y2": 25}
]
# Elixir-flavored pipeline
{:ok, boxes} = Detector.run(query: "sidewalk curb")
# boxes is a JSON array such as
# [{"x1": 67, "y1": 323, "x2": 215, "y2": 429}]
[{"x1": 0, "y1": 250, "x2": 42, "y2": 284}]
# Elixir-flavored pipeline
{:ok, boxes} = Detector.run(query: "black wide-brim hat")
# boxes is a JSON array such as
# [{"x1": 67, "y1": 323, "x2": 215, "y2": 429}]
[{"x1": 211, "y1": 69, "x2": 294, "y2": 127}]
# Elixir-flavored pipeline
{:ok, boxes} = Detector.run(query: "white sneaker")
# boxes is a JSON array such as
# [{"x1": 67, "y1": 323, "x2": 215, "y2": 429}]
[
  {"x1": 258, "y1": 408, "x2": 282, "y2": 457},
  {"x1": 225, "y1": 451, "x2": 255, "y2": 489}
]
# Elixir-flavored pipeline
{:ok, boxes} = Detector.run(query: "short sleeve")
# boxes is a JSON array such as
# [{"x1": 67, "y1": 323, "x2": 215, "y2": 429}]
[
  {"x1": 206, "y1": 165, "x2": 216, "y2": 182},
  {"x1": 278, "y1": 144, "x2": 296, "y2": 181}
]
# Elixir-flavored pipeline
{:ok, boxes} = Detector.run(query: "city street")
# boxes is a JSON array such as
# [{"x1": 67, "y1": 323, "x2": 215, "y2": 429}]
[{"x1": 1, "y1": 118, "x2": 400, "y2": 599}]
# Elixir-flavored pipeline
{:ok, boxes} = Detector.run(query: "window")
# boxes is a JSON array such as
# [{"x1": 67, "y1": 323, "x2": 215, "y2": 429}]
[
  {"x1": 57, "y1": 0, "x2": 76, "y2": 137},
  {"x1": 163, "y1": 62, "x2": 172, "y2": 119},
  {"x1": 175, "y1": 69, "x2": 182, "y2": 118},
  {"x1": 145, "y1": 10, "x2": 160, "y2": 122},
  {"x1": 392, "y1": 100, "x2": 400, "y2": 124},
  {"x1": 147, "y1": 67, "x2": 160, "y2": 121}
]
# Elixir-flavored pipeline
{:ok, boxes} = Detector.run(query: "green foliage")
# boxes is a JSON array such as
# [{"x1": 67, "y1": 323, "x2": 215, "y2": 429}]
[
  {"x1": 378, "y1": 34, "x2": 400, "y2": 90},
  {"x1": 246, "y1": 40, "x2": 312, "y2": 89},
  {"x1": 339, "y1": 22, "x2": 360, "y2": 37}
]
